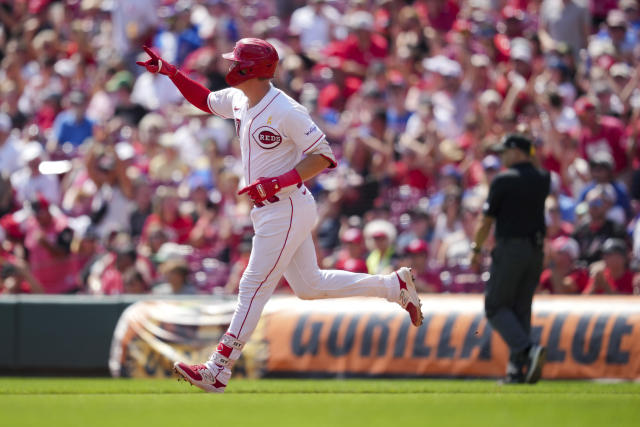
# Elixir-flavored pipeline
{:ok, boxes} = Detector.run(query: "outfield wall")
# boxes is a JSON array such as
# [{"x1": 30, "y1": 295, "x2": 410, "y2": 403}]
[
  {"x1": 0, "y1": 295, "x2": 230, "y2": 373},
  {"x1": 2, "y1": 295, "x2": 638, "y2": 378},
  {"x1": 110, "y1": 295, "x2": 640, "y2": 380},
  {"x1": 0, "y1": 295, "x2": 138, "y2": 372}
]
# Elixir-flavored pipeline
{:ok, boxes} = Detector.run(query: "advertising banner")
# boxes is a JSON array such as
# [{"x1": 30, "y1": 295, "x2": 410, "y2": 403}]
[
  {"x1": 265, "y1": 295, "x2": 640, "y2": 380},
  {"x1": 110, "y1": 295, "x2": 640, "y2": 380}
]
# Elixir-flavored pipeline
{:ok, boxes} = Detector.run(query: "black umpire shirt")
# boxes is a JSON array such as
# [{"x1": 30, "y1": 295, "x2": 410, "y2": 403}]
[{"x1": 483, "y1": 162, "x2": 551, "y2": 240}]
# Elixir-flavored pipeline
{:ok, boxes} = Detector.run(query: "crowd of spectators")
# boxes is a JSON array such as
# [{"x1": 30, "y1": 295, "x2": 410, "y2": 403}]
[{"x1": 1, "y1": 0, "x2": 640, "y2": 296}]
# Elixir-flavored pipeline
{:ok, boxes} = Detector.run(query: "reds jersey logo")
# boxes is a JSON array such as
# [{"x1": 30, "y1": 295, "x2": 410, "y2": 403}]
[{"x1": 252, "y1": 126, "x2": 283, "y2": 150}]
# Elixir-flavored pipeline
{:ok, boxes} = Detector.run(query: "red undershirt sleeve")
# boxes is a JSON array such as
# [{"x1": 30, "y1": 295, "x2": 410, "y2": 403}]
[{"x1": 170, "y1": 71, "x2": 212, "y2": 114}]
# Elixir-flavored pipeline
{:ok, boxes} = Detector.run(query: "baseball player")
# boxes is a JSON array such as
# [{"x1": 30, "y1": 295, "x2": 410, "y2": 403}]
[{"x1": 136, "y1": 38, "x2": 423, "y2": 393}]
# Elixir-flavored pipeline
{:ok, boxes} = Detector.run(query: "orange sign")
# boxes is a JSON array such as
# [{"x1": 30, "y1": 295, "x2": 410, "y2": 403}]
[{"x1": 264, "y1": 295, "x2": 640, "y2": 379}]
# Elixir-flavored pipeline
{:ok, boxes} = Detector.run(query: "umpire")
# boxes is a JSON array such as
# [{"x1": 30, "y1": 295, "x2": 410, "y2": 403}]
[{"x1": 471, "y1": 133, "x2": 550, "y2": 384}]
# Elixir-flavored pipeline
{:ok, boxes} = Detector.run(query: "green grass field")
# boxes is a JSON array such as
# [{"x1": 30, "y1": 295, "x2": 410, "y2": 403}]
[{"x1": 1, "y1": 378, "x2": 639, "y2": 427}]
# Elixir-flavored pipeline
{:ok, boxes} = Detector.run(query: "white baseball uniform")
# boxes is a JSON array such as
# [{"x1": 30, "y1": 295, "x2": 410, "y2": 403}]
[{"x1": 204, "y1": 84, "x2": 401, "y2": 374}]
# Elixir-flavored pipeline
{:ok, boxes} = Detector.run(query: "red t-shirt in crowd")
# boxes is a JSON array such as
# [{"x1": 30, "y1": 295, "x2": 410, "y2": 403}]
[
  {"x1": 23, "y1": 215, "x2": 78, "y2": 294},
  {"x1": 414, "y1": 0, "x2": 459, "y2": 33},
  {"x1": 335, "y1": 256, "x2": 368, "y2": 274},
  {"x1": 393, "y1": 161, "x2": 432, "y2": 190},
  {"x1": 415, "y1": 268, "x2": 444, "y2": 293},
  {"x1": 100, "y1": 262, "x2": 124, "y2": 295},
  {"x1": 493, "y1": 33, "x2": 512, "y2": 63},
  {"x1": 625, "y1": 121, "x2": 640, "y2": 169},
  {"x1": 590, "y1": 0, "x2": 619, "y2": 18},
  {"x1": 465, "y1": 160, "x2": 484, "y2": 188},
  {"x1": 142, "y1": 214, "x2": 193, "y2": 244},
  {"x1": 539, "y1": 268, "x2": 589, "y2": 294},
  {"x1": 579, "y1": 116, "x2": 627, "y2": 173},
  {"x1": 325, "y1": 34, "x2": 388, "y2": 68},
  {"x1": 317, "y1": 80, "x2": 361, "y2": 111},
  {"x1": 586, "y1": 268, "x2": 634, "y2": 294},
  {"x1": 542, "y1": 153, "x2": 561, "y2": 175},
  {"x1": 546, "y1": 222, "x2": 574, "y2": 240}
]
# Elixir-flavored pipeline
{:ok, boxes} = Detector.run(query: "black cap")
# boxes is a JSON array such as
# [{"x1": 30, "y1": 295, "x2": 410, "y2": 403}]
[
  {"x1": 602, "y1": 238, "x2": 627, "y2": 255},
  {"x1": 493, "y1": 133, "x2": 533, "y2": 155}
]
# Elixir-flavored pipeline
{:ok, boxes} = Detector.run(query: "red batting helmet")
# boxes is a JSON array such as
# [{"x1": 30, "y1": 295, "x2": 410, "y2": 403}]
[{"x1": 222, "y1": 38, "x2": 279, "y2": 87}]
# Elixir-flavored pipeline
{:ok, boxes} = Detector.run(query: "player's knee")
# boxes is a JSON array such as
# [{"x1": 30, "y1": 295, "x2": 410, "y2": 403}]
[
  {"x1": 294, "y1": 283, "x2": 329, "y2": 300},
  {"x1": 295, "y1": 288, "x2": 319, "y2": 300},
  {"x1": 240, "y1": 270, "x2": 263, "y2": 285},
  {"x1": 297, "y1": 293, "x2": 315, "y2": 300},
  {"x1": 237, "y1": 279, "x2": 261, "y2": 298},
  {"x1": 289, "y1": 271, "x2": 325, "y2": 300}
]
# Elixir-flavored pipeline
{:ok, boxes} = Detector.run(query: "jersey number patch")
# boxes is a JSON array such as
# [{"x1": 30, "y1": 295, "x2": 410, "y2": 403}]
[{"x1": 252, "y1": 126, "x2": 283, "y2": 150}]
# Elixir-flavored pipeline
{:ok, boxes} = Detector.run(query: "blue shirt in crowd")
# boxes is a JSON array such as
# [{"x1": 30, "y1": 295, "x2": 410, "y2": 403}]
[{"x1": 53, "y1": 111, "x2": 94, "y2": 147}]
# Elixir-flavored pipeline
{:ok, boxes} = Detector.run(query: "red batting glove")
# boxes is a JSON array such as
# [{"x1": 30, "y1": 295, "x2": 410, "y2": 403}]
[
  {"x1": 238, "y1": 169, "x2": 302, "y2": 204},
  {"x1": 136, "y1": 46, "x2": 178, "y2": 78},
  {"x1": 238, "y1": 177, "x2": 281, "y2": 204}
]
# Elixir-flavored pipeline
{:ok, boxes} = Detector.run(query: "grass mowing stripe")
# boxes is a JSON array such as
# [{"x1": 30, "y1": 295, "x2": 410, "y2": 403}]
[
  {"x1": 1, "y1": 392, "x2": 639, "y2": 427},
  {"x1": 0, "y1": 388, "x2": 640, "y2": 398},
  {"x1": 1, "y1": 378, "x2": 640, "y2": 395}
]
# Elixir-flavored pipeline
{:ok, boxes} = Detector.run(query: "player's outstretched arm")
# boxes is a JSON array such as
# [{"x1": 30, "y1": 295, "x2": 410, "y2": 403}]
[{"x1": 136, "y1": 46, "x2": 211, "y2": 113}]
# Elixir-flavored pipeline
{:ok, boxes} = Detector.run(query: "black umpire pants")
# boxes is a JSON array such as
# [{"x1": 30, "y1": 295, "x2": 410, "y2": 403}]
[{"x1": 485, "y1": 237, "x2": 543, "y2": 358}]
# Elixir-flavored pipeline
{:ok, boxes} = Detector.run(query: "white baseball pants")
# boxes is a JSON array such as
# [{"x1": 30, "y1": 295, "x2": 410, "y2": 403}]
[{"x1": 227, "y1": 186, "x2": 400, "y2": 343}]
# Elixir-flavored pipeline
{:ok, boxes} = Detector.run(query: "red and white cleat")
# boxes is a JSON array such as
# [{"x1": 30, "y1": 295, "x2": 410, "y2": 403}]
[
  {"x1": 174, "y1": 362, "x2": 227, "y2": 393},
  {"x1": 396, "y1": 267, "x2": 424, "y2": 327}
]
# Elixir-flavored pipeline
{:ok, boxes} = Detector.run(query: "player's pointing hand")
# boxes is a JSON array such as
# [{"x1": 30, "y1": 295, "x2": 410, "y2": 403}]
[{"x1": 136, "y1": 46, "x2": 178, "y2": 78}]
